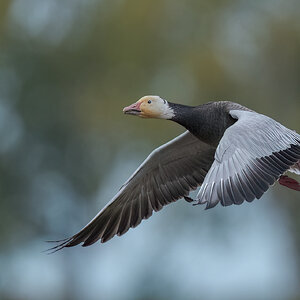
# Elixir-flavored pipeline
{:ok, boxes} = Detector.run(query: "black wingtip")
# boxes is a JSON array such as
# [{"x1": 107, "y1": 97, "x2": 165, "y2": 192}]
[{"x1": 43, "y1": 237, "x2": 73, "y2": 254}]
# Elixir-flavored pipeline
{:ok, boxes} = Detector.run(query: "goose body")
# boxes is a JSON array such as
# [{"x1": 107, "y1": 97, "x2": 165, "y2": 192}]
[{"x1": 52, "y1": 96, "x2": 300, "y2": 251}]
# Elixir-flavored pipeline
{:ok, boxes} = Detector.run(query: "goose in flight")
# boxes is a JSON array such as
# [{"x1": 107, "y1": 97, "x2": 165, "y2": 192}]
[{"x1": 51, "y1": 96, "x2": 300, "y2": 251}]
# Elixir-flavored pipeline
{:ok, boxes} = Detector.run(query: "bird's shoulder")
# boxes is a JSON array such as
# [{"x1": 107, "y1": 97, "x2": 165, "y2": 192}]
[{"x1": 197, "y1": 100, "x2": 253, "y2": 113}]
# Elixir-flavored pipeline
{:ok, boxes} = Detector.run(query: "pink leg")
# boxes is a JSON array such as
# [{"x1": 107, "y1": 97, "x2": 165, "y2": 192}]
[{"x1": 279, "y1": 175, "x2": 300, "y2": 191}]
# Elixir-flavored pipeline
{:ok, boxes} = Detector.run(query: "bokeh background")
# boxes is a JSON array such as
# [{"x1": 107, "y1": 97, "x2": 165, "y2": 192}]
[{"x1": 0, "y1": 0, "x2": 299, "y2": 299}]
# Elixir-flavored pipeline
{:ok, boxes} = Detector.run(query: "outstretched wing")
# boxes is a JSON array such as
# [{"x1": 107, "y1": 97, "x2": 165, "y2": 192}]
[
  {"x1": 196, "y1": 110, "x2": 300, "y2": 208},
  {"x1": 52, "y1": 131, "x2": 216, "y2": 250}
]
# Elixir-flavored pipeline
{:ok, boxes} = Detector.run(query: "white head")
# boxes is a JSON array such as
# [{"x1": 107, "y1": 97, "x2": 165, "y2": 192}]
[{"x1": 123, "y1": 95, "x2": 175, "y2": 119}]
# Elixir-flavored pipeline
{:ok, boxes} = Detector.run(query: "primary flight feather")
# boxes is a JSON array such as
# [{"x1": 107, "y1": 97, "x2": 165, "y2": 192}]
[{"x1": 51, "y1": 96, "x2": 300, "y2": 251}]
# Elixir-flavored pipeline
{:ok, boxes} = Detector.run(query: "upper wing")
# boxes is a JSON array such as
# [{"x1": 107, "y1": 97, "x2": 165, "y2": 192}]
[
  {"x1": 196, "y1": 110, "x2": 300, "y2": 208},
  {"x1": 52, "y1": 131, "x2": 216, "y2": 250}
]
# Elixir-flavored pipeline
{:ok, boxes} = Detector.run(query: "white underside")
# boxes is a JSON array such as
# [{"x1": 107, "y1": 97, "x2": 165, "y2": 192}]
[{"x1": 289, "y1": 160, "x2": 300, "y2": 175}]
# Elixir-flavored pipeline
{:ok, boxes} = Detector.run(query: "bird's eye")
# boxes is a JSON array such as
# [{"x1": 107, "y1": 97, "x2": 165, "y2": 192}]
[{"x1": 148, "y1": 100, "x2": 152, "y2": 104}]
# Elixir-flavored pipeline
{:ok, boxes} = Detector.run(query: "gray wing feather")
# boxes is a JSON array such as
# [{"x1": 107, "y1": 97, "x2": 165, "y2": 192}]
[
  {"x1": 197, "y1": 110, "x2": 300, "y2": 208},
  {"x1": 52, "y1": 131, "x2": 216, "y2": 250}
]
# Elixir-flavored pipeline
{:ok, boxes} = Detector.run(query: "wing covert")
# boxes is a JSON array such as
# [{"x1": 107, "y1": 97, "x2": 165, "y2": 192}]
[{"x1": 196, "y1": 110, "x2": 300, "y2": 208}]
